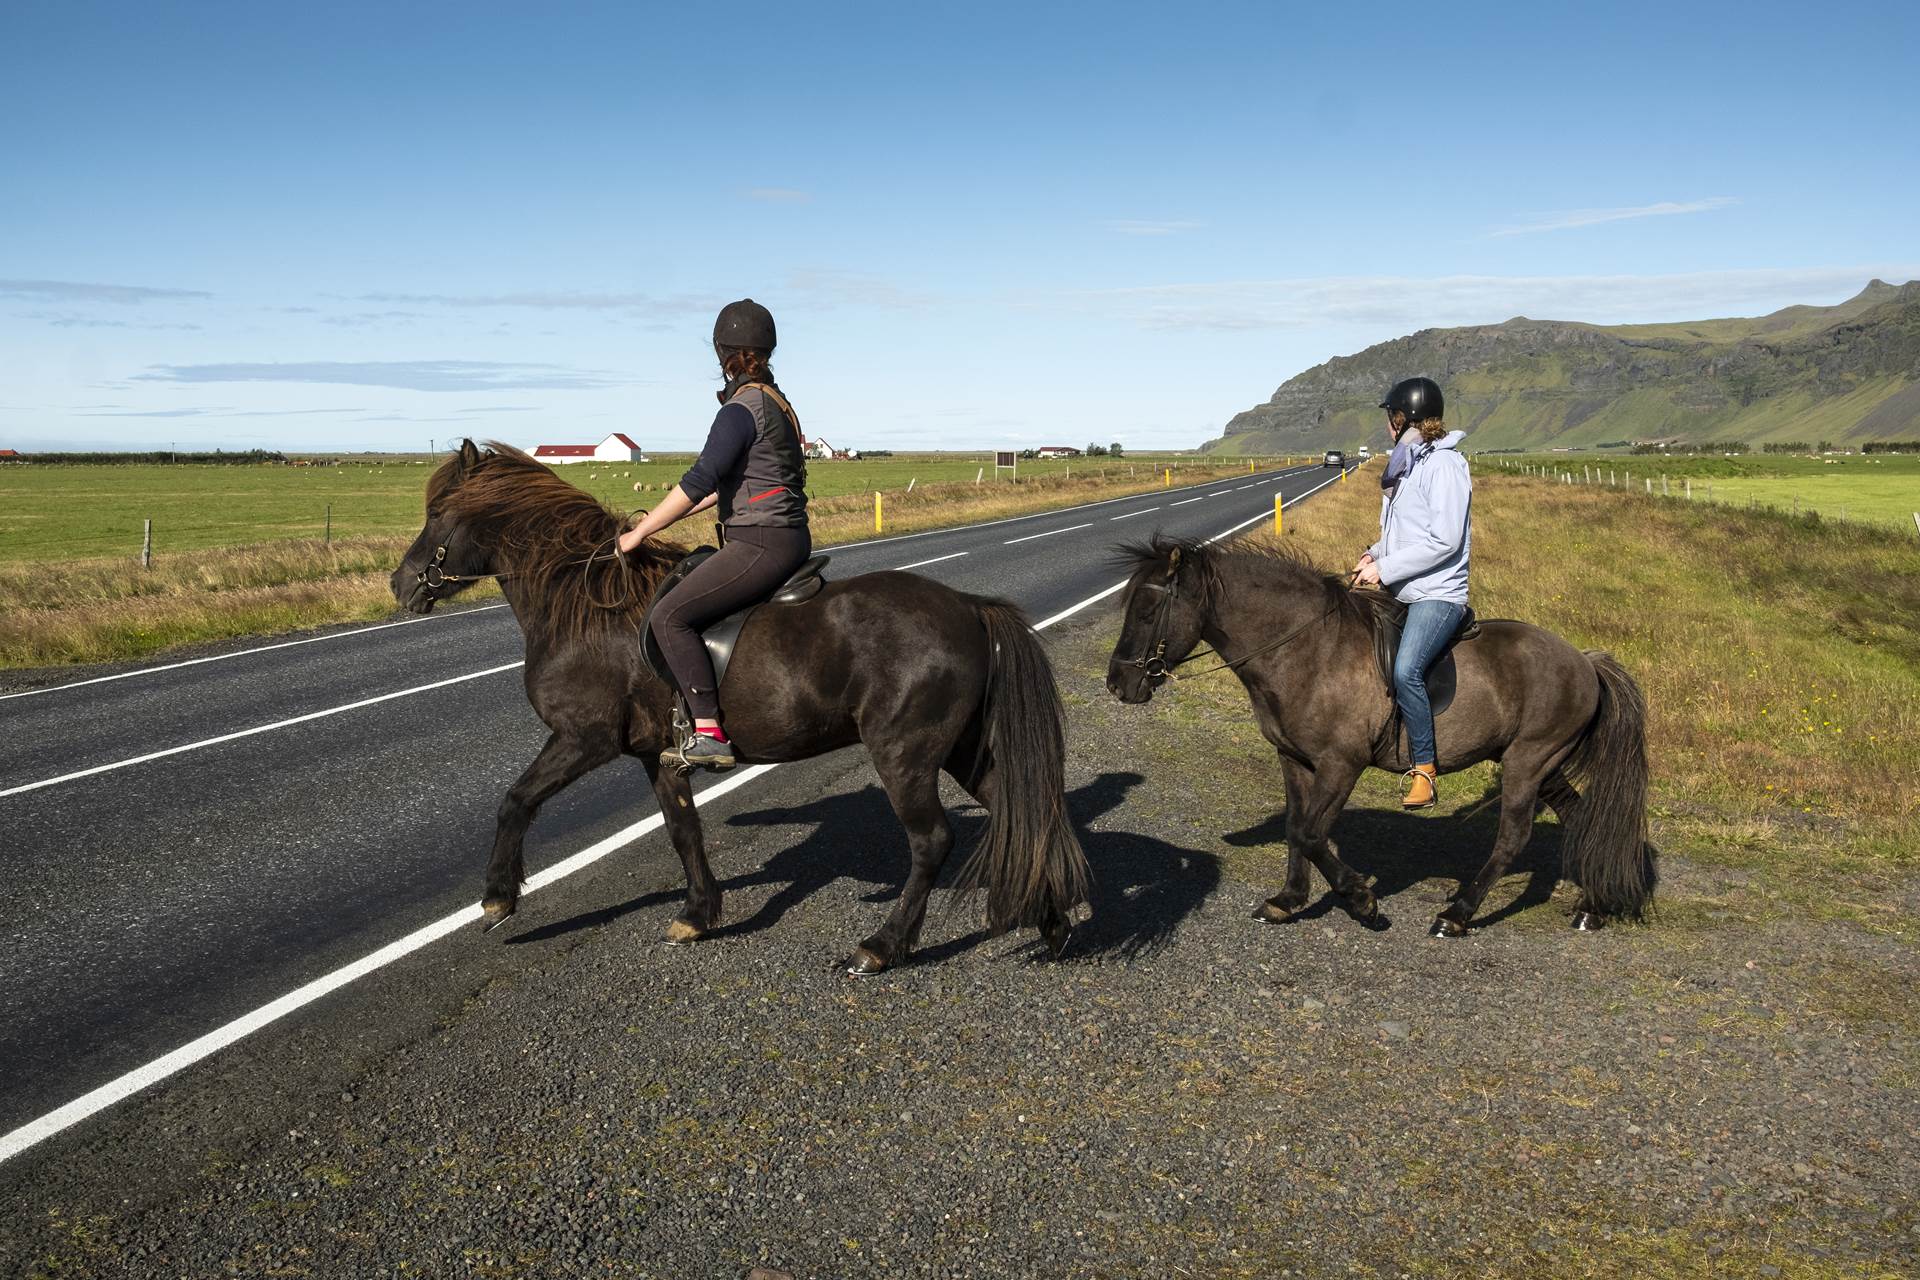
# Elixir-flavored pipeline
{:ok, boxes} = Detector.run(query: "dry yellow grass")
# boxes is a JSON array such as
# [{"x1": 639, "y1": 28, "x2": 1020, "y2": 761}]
[{"x1": 1253, "y1": 466, "x2": 1920, "y2": 878}]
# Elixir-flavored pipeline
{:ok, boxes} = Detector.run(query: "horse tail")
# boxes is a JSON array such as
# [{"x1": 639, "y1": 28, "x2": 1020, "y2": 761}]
[
  {"x1": 955, "y1": 599, "x2": 1092, "y2": 936},
  {"x1": 1560, "y1": 651, "x2": 1657, "y2": 920}
]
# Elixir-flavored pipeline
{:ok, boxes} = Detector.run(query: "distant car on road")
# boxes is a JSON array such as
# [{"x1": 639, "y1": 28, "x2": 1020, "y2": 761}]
[
  {"x1": 1357, "y1": 445, "x2": 1371, "y2": 461},
  {"x1": 1323, "y1": 450, "x2": 1345, "y2": 468}
]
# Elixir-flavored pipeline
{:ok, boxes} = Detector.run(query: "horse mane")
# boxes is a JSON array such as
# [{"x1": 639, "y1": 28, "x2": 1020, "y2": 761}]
[
  {"x1": 1110, "y1": 533, "x2": 1401, "y2": 633},
  {"x1": 429, "y1": 442, "x2": 685, "y2": 642}
]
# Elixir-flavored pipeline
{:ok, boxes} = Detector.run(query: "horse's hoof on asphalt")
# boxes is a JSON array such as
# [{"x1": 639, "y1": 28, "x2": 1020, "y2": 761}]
[
  {"x1": 664, "y1": 918, "x2": 706, "y2": 945},
  {"x1": 1042, "y1": 921, "x2": 1074, "y2": 960},
  {"x1": 481, "y1": 901, "x2": 516, "y2": 933},
  {"x1": 1428, "y1": 916, "x2": 1468, "y2": 938},
  {"x1": 1257, "y1": 900, "x2": 1301, "y2": 925},
  {"x1": 845, "y1": 947, "x2": 888, "y2": 977},
  {"x1": 1571, "y1": 910, "x2": 1607, "y2": 932}
]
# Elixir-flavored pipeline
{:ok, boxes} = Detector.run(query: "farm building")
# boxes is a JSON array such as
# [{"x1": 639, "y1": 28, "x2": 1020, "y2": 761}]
[
  {"x1": 1034, "y1": 446, "x2": 1081, "y2": 459},
  {"x1": 0, "y1": 449, "x2": 21, "y2": 463},
  {"x1": 533, "y1": 433, "x2": 647, "y2": 465},
  {"x1": 803, "y1": 437, "x2": 860, "y2": 460}
]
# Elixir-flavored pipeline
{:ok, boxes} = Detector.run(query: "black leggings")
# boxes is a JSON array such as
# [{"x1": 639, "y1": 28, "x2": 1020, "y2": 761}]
[{"x1": 649, "y1": 524, "x2": 811, "y2": 721}]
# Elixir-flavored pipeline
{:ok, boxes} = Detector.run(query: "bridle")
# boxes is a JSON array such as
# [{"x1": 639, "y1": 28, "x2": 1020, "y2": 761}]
[
  {"x1": 412, "y1": 543, "x2": 514, "y2": 602},
  {"x1": 1116, "y1": 555, "x2": 1340, "y2": 684}
]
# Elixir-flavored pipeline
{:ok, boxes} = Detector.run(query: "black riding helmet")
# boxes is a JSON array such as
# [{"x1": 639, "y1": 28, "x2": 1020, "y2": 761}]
[
  {"x1": 713, "y1": 298, "x2": 776, "y2": 352},
  {"x1": 1380, "y1": 376, "x2": 1444, "y2": 424}
]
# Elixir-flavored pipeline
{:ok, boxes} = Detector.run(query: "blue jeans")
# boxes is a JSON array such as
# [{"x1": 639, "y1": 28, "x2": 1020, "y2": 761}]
[{"x1": 1393, "y1": 599, "x2": 1465, "y2": 766}]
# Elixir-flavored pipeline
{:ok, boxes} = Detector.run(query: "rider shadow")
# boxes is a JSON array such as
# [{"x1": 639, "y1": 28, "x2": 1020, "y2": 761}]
[{"x1": 1221, "y1": 780, "x2": 1566, "y2": 930}]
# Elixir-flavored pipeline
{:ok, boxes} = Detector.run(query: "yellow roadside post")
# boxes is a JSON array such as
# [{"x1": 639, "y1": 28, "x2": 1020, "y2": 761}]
[
  {"x1": 1164, "y1": 468, "x2": 1171, "y2": 487},
  {"x1": 874, "y1": 492, "x2": 883, "y2": 532},
  {"x1": 1274, "y1": 493, "x2": 1283, "y2": 536}
]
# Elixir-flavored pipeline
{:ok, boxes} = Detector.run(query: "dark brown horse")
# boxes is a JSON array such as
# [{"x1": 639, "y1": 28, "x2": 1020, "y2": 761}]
[
  {"x1": 1105, "y1": 536, "x2": 1654, "y2": 935},
  {"x1": 391, "y1": 441, "x2": 1088, "y2": 973}
]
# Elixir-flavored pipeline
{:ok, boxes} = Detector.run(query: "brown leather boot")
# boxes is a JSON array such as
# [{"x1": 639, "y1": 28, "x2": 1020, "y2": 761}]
[{"x1": 1402, "y1": 763, "x2": 1438, "y2": 810}]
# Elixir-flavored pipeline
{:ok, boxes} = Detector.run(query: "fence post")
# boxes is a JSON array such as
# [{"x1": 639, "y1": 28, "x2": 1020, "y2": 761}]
[
  {"x1": 1274, "y1": 494, "x2": 1283, "y2": 536},
  {"x1": 1685, "y1": 479, "x2": 1691, "y2": 500},
  {"x1": 142, "y1": 518, "x2": 152, "y2": 568},
  {"x1": 325, "y1": 502, "x2": 332, "y2": 545},
  {"x1": 907, "y1": 477, "x2": 916, "y2": 493},
  {"x1": 875, "y1": 492, "x2": 883, "y2": 533},
  {"x1": 975, "y1": 467, "x2": 983, "y2": 485}
]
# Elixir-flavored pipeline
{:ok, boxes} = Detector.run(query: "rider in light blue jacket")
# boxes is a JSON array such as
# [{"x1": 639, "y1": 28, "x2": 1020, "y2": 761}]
[{"x1": 1352, "y1": 377, "x2": 1470, "y2": 809}]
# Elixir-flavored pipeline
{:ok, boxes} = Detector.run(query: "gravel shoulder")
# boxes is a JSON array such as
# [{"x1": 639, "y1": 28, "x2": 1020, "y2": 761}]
[{"x1": 5, "y1": 613, "x2": 1916, "y2": 1280}]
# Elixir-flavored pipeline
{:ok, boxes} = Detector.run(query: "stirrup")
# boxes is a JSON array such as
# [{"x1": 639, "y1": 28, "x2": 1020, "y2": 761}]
[{"x1": 1402, "y1": 766, "x2": 1438, "y2": 810}]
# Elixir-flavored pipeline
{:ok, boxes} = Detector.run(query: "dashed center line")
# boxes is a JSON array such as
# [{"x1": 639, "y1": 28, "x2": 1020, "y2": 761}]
[
  {"x1": 1004, "y1": 522, "x2": 1092, "y2": 545},
  {"x1": 1170, "y1": 496, "x2": 1206, "y2": 506},
  {"x1": 1108, "y1": 506, "x2": 1160, "y2": 521},
  {"x1": 894, "y1": 551, "x2": 969, "y2": 571}
]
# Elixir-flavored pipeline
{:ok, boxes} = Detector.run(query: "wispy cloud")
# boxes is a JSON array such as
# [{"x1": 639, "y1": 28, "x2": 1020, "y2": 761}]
[
  {"x1": 134, "y1": 360, "x2": 630, "y2": 392},
  {"x1": 24, "y1": 311, "x2": 203, "y2": 331},
  {"x1": 1490, "y1": 197, "x2": 1738, "y2": 237},
  {"x1": 349, "y1": 290, "x2": 710, "y2": 315},
  {"x1": 747, "y1": 187, "x2": 811, "y2": 204},
  {"x1": 0, "y1": 278, "x2": 213, "y2": 304},
  {"x1": 785, "y1": 268, "x2": 931, "y2": 309},
  {"x1": 1050, "y1": 266, "x2": 1918, "y2": 332},
  {"x1": 1106, "y1": 219, "x2": 1204, "y2": 237},
  {"x1": 321, "y1": 310, "x2": 426, "y2": 328},
  {"x1": 76, "y1": 406, "x2": 370, "y2": 418}
]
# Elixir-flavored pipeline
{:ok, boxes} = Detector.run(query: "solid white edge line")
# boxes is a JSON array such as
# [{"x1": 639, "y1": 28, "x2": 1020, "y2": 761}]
[
  {"x1": 0, "y1": 604, "x2": 510, "y2": 703},
  {"x1": 1003, "y1": 521, "x2": 1093, "y2": 545},
  {"x1": 1108, "y1": 506, "x2": 1159, "y2": 521},
  {"x1": 0, "y1": 662, "x2": 526, "y2": 799},
  {"x1": 893, "y1": 551, "x2": 969, "y2": 571},
  {"x1": 0, "y1": 466, "x2": 1344, "y2": 1165},
  {"x1": 0, "y1": 762, "x2": 775, "y2": 1165}
]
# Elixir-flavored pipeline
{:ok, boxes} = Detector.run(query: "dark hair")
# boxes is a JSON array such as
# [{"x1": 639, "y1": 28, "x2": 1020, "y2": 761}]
[{"x1": 717, "y1": 344, "x2": 772, "y2": 382}]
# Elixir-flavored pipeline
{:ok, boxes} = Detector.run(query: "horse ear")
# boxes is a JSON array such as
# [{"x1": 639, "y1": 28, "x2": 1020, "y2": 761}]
[
  {"x1": 1167, "y1": 546, "x2": 1182, "y2": 573},
  {"x1": 458, "y1": 439, "x2": 481, "y2": 469}
]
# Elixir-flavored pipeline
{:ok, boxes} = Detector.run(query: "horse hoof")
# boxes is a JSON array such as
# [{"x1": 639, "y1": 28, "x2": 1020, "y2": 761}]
[
  {"x1": 1257, "y1": 900, "x2": 1301, "y2": 925},
  {"x1": 1428, "y1": 916, "x2": 1468, "y2": 938},
  {"x1": 664, "y1": 918, "x2": 706, "y2": 945},
  {"x1": 1571, "y1": 911, "x2": 1607, "y2": 932},
  {"x1": 845, "y1": 947, "x2": 888, "y2": 977},
  {"x1": 481, "y1": 900, "x2": 516, "y2": 933},
  {"x1": 1042, "y1": 921, "x2": 1074, "y2": 960}
]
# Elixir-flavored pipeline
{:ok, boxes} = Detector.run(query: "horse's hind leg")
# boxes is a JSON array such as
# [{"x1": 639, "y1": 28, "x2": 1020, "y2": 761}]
[
  {"x1": 483, "y1": 728, "x2": 621, "y2": 928},
  {"x1": 1539, "y1": 768, "x2": 1582, "y2": 825},
  {"x1": 849, "y1": 755, "x2": 955, "y2": 976},
  {"x1": 644, "y1": 756, "x2": 722, "y2": 943},
  {"x1": 1430, "y1": 753, "x2": 1554, "y2": 937},
  {"x1": 1257, "y1": 756, "x2": 1317, "y2": 923},
  {"x1": 1269, "y1": 757, "x2": 1379, "y2": 927}
]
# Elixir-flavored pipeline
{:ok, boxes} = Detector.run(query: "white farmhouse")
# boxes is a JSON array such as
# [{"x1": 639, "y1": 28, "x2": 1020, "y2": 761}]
[{"x1": 533, "y1": 432, "x2": 648, "y2": 465}]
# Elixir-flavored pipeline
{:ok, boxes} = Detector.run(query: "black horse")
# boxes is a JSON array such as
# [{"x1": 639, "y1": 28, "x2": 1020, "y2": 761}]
[
  {"x1": 392, "y1": 441, "x2": 1088, "y2": 973},
  {"x1": 1105, "y1": 536, "x2": 1654, "y2": 935}
]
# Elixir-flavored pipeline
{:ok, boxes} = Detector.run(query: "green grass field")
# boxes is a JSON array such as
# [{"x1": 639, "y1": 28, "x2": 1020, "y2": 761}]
[
  {"x1": 0, "y1": 452, "x2": 1276, "y2": 564},
  {"x1": 1489, "y1": 452, "x2": 1920, "y2": 531}
]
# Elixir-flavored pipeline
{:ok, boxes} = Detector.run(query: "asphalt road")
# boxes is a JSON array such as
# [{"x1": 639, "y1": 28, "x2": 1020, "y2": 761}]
[{"x1": 0, "y1": 461, "x2": 1353, "y2": 1160}]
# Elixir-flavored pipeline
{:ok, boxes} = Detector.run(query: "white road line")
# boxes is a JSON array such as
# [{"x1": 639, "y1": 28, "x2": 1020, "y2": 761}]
[
  {"x1": 1108, "y1": 506, "x2": 1160, "y2": 521},
  {"x1": 0, "y1": 662, "x2": 526, "y2": 799},
  {"x1": 893, "y1": 551, "x2": 969, "y2": 571},
  {"x1": 0, "y1": 562, "x2": 1171, "y2": 1164},
  {"x1": 0, "y1": 604, "x2": 510, "y2": 703},
  {"x1": 1003, "y1": 522, "x2": 1092, "y2": 545},
  {"x1": 1169, "y1": 496, "x2": 1206, "y2": 507}
]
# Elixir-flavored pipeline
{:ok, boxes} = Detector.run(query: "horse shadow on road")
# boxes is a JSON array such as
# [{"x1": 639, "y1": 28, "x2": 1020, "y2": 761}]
[
  {"x1": 1220, "y1": 779, "x2": 1572, "y2": 930},
  {"x1": 511, "y1": 770, "x2": 1223, "y2": 966}
]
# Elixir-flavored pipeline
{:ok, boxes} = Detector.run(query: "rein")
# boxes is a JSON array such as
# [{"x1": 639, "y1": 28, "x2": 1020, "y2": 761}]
[{"x1": 413, "y1": 523, "x2": 650, "y2": 609}]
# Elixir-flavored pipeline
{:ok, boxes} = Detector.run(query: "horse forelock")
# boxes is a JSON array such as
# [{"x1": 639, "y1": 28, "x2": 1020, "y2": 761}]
[{"x1": 432, "y1": 442, "x2": 682, "y2": 640}]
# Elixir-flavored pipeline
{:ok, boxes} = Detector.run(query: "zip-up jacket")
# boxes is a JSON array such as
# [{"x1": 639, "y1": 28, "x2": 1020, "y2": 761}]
[
  {"x1": 678, "y1": 379, "x2": 809, "y2": 528},
  {"x1": 1365, "y1": 429, "x2": 1470, "y2": 605}
]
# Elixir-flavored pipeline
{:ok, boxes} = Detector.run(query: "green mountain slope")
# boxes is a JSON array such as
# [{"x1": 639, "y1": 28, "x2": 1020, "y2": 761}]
[{"x1": 1203, "y1": 280, "x2": 1920, "y2": 453}]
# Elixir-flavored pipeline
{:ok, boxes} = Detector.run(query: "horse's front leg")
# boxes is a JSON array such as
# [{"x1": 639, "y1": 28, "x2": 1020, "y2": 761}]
[
  {"x1": 483, "y1": 727, "x2": 621, "y2": 928},
  {"x1": 1280, "y1": 757, "x2": 1379, "y2": 926},
  {"x1": 1258, "y1": 755, "x2": 1316, "y2": 923},
  {"x1": 644, "y1": 755, "x2": 722, "y2": 944}
]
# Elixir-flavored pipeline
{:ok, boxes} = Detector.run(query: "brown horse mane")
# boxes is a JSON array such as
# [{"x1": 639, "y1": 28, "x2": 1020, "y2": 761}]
[
  {"x1": 1112, "y1": 534, "x2": 1401, "y2": 633},
  {"x1": 429, "y1": 442, "x2": 686, "y2": 642}
]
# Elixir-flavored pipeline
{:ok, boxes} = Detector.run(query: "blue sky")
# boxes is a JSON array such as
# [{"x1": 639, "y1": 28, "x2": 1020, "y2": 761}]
[{"x1": 4, "y1": 0, "x2": 1917, "y2": 453}]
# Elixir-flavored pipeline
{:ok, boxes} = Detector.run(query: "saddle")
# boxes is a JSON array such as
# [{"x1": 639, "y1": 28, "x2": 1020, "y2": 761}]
[
  {"x1": 640, "y1": 549, "x2": 830, "y2": 693},
  {"x1": 1365, "y1": 598, "x2": 1481, "y2": 761}
]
